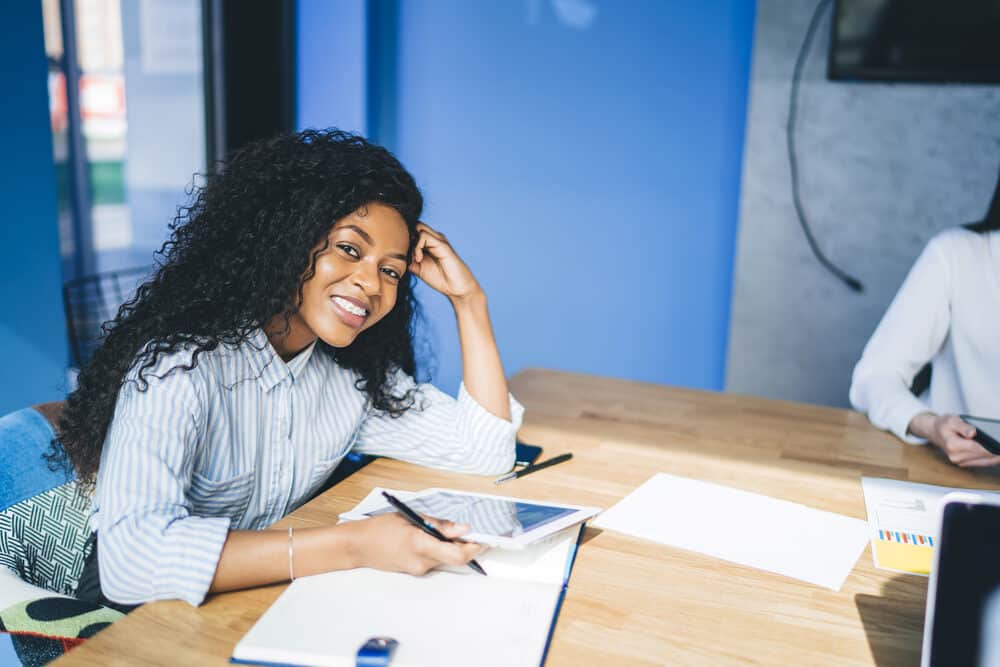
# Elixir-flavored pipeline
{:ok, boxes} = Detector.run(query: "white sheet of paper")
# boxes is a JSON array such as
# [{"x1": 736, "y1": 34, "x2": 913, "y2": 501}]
[{"x1": 591, "y1": 473, "x2": 868, "y2": 590}]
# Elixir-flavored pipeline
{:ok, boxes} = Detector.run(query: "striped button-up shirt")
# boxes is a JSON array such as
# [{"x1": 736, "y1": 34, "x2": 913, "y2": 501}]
[{"x1": 92, "y1": 329, "x2": 523, "y2": 606}]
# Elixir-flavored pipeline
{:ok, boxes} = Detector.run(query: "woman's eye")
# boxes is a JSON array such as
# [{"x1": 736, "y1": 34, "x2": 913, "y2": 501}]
[
  {"x1": 381, "y1": 267, "x2": 401, "y2": 280},
  {"x1": 337, "y1": 243, "x2": 359, "y2": 258}
]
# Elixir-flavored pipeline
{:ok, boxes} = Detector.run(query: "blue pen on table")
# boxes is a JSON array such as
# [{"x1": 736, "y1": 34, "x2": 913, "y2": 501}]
[{"x1": 380, "y1": 491, "x2": 487, "y2": 576}]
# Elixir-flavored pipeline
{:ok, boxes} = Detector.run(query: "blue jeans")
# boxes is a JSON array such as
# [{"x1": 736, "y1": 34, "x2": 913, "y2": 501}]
[{"x1": 0, "y1": 407, "x2": 73, "y2": 511}]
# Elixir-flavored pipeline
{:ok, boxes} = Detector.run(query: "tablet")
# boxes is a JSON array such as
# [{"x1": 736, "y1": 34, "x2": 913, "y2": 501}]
[
  {"x1": 339, "y1": 488, "x2": 601, "y2": 549},
  {"x1": 961, "y1": 415, "x2": 1000, "y2": 455},
  {"x1": 921, "y1": 492, "x2": 1000, "y2": 667}
]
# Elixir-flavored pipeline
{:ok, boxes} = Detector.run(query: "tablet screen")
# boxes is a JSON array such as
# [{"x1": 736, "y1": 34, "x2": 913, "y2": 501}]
[
  {"x1": 927, "y1": 501, "x2": 1000, "y2": 666},
  {"x1": 364, "y1": 491, "x2": 577, "y2": 537}
]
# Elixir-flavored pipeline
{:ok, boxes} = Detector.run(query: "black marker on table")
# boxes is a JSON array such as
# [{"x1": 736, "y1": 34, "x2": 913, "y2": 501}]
[
  {"x1": 380, "y1": 491, "x2": 487, "y2": 576},
  {"x1": 494, "y1": 452, "x2": 573, "y2": 485}
]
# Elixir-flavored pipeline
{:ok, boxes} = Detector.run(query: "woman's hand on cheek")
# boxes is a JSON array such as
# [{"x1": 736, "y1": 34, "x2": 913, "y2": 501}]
[{"x1": 409, "y1": 222, "x2": 483, "y2": 303}]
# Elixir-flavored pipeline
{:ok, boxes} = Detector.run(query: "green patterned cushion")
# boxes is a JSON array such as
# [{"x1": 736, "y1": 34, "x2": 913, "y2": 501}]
[
  {"x1": 0, "y1": 596, "x2": 124, "y2": 666},
  {"x1": 0, "y1": 482, "x2": 92, "y2": 595},
  {"x1": 0, "y1": 596, "x2": 122, "y2": 638}
]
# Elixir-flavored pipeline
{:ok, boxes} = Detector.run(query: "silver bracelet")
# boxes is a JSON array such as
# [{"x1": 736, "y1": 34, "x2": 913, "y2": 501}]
[{"x1": 288, "y1": 526, "x2": 295, "y2": 581}]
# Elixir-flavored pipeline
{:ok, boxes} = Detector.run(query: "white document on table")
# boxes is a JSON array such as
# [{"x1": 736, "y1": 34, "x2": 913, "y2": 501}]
[{"x1": 591, "y1": 473, "x2": 869, "y2": 590}]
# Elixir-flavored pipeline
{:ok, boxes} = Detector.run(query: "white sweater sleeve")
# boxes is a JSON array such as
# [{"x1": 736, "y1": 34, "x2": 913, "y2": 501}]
[{"x1": 849, "y1": 236, "x2": 953, "y2": 444}]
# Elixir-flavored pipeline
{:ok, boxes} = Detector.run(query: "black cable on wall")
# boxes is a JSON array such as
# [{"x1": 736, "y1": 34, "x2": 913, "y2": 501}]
[{"x1": 787, "y1": 0, "x2": 864, "y2": 293}]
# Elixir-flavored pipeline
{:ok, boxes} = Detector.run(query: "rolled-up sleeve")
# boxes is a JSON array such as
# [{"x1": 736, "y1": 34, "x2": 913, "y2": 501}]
[
  {"x1": 93, "y1": 362, "x2": 229, "y2": 607},
  {"x1": 353, "y1": 373, "x2": 523, "y2": 475},
  {"x1": 849, "y1": 235, "x2": 952, "y2": 444}
]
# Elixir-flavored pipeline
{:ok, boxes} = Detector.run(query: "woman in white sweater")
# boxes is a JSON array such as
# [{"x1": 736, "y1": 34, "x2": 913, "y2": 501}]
[{"x1": 850, "y1": 174, "x2": 1000, "y2": 467}]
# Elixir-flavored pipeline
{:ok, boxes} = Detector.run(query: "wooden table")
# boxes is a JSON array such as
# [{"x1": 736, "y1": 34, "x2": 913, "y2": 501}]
[{"x1": 54, "y1": 368, "x2": 1000, "y2": 666}]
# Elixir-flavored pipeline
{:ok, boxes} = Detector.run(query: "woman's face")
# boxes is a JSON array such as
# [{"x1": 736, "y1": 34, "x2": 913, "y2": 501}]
[{"x1": 270, "y1": 202, "x2": 411, "y2": 357}]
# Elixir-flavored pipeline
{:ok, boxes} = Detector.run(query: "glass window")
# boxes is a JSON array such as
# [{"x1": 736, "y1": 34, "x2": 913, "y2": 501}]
[{"x1": 40, "y1": 0, "x2": 206, "y2": 367}]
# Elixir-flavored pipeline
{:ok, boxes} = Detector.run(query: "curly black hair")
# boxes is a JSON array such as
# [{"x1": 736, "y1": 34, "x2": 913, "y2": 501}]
[{"x1": 56, "y1": 129, "x2": 424, "y2": 487}]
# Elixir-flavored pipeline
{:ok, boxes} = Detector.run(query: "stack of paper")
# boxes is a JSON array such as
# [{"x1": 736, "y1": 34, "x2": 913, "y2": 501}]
[
  {"x1": 592, "y1": 473, "x2": 869, "y2": 590},
  {"x1": 861, "y1": 477, "x2": 1000, "y2": 575}
]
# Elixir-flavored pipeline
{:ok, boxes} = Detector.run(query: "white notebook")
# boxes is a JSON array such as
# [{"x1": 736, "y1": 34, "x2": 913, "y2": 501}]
[{"x1": 231, "y1": 504, "x2": 583, "y2": 667}]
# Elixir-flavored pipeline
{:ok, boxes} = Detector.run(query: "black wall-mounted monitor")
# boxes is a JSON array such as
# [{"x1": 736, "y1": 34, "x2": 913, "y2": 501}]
[{"x1": 829, "y1": 0, "x2": 1000, "y2": 84}]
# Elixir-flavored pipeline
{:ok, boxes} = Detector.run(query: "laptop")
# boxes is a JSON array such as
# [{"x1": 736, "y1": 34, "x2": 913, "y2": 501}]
[{"x1": 922, "y1": 492, "x2": 1000, "y2": 666}]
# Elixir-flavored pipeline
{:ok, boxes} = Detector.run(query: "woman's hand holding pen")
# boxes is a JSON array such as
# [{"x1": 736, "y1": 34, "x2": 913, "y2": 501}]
[{"x1": 343, "y1": 512, "x2": 485, "y2": 576}]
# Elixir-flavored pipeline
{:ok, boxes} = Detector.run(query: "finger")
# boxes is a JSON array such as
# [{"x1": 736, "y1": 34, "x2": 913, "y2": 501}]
[
  {"x1": 411, "y1": 230, "x2": 450, "y2": 264},
  {"x1": 944, "y1": 439, "x2": 987, "y2": 464},
  {"x1": 416, "y1": 222, "x2": 446, "y2": 241},
  {"x1": 959, "y1": 455, "x2": 1000, "y2": 468},
  {"x1": 415, "y1": 230, "x2": 452, "y2": 257},
  {"x1": 415, "y1": 534, "x2": 476, "y2": 566},
  {"x1": 431, "y1": 519, "x2": 469, "y2": 539},
  {"x1": 421, "y1": 515, "x2": 455, "y2": 531},
  {"x1": 951, "y1": 424, "x2": 976, "y2": 440},
  {"x1": 945, "y1": 415, "x2": 977, "y2": 439},
  {"x1": 949, "y1": 435, "x2": 988, "y2": 452},
  {"x1": 412, "y1": 232, "x2": 428, "y2": 264},
  {"x1": 404, "y1": 555, "x2": 436, "y2": 577},
  {"x1": 455, "y1": 541, "x2": 487, "y2": 560}
]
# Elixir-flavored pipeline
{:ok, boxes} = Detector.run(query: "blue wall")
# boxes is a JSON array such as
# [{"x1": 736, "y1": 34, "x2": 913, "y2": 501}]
[
  {"x1": 298, "y1": 1, "x2": 755, "y2": 394},
  {"x1": 0, "y1": 4, "x2": 69, "y2": 414},
  {"x1": 296, "y1": 1, "x2": 368, "y2": 135}
]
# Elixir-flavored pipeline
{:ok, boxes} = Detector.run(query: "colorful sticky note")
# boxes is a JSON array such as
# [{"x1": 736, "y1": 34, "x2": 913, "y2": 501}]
[{"x1": 872, "y1": 538, "x2": 933, "y2": 575}]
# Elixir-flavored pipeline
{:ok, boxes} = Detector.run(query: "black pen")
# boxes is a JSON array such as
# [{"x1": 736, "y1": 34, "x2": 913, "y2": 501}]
[
  {"x1": 494, "y1": 452, "x2": 573, "y2": 484},
  {"x1": 380, "y1": 491, "x2": 487, "y2": 576}
]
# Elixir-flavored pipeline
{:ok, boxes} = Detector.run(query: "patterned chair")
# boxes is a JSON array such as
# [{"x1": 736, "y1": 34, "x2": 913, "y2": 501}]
[
  {"x1": 0, "y1": 402, "x2": 122, "y2": 665},
  {"x1": 0, "y1": 402, "x2": 92, "y2": 595}
]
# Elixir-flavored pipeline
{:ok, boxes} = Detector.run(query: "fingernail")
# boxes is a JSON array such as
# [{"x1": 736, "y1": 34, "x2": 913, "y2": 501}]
[{"x1": 968, "y1": 429, "x2": 976, "y2": 437}]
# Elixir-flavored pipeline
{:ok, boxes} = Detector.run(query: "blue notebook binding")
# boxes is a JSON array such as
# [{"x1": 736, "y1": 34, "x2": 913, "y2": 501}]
[{"x1": 538, "y1": 522, "x2": 586, "y2": 666}]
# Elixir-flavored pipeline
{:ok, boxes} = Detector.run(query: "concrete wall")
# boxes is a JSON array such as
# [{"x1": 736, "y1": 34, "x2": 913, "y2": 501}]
[{"x1": 726, "y1": 0, "x2": 1000, "y2": 407}]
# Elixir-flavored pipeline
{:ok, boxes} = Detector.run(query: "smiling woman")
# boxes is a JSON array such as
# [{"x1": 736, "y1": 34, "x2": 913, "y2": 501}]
[
  {"x1": 275, "y1": 204, "x2": 413, "y2": 354},
  {"x1": 46, "y1": 129, "x2": 521, "y2": 608}
]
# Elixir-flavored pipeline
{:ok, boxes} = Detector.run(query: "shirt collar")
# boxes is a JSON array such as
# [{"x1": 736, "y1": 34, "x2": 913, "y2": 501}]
[
  {"x1": 219, "y1": 329, "x2": 319, "y2": 392},
  {"x1": 285, "y1": 339, "x2": 318, "y2": 380},
  {"x1": 240, "y1": 329, "x2": 287, "y2": 392}
]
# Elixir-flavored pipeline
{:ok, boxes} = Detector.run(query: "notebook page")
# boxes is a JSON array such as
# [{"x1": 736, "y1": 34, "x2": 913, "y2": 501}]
[
  {"x1": 445, "y1": 525, "x2": 579, "y2": 585},
  {"x1": 231, "y1": 567, "x2": 561, "y2": 667}
]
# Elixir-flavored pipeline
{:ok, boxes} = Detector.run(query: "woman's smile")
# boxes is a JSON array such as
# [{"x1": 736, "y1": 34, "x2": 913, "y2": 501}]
[
  {"x1": 329, "y1": 294, "x2": 371, "y2": 329},
  {"x1": 267, "y1": 202, "x2": 411, "y2": 358}
]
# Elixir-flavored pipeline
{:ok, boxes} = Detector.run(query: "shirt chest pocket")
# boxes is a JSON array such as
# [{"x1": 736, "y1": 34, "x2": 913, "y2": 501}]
[
  {"x1": 307, "y1": 457, "x2": 344, "y2": 495},
  {"x1": 304, "y1": 426, "x2": 362, "y2": 495},
  {"x1": 187, "y1": 470, "x2": 255, "y2": 523}
]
